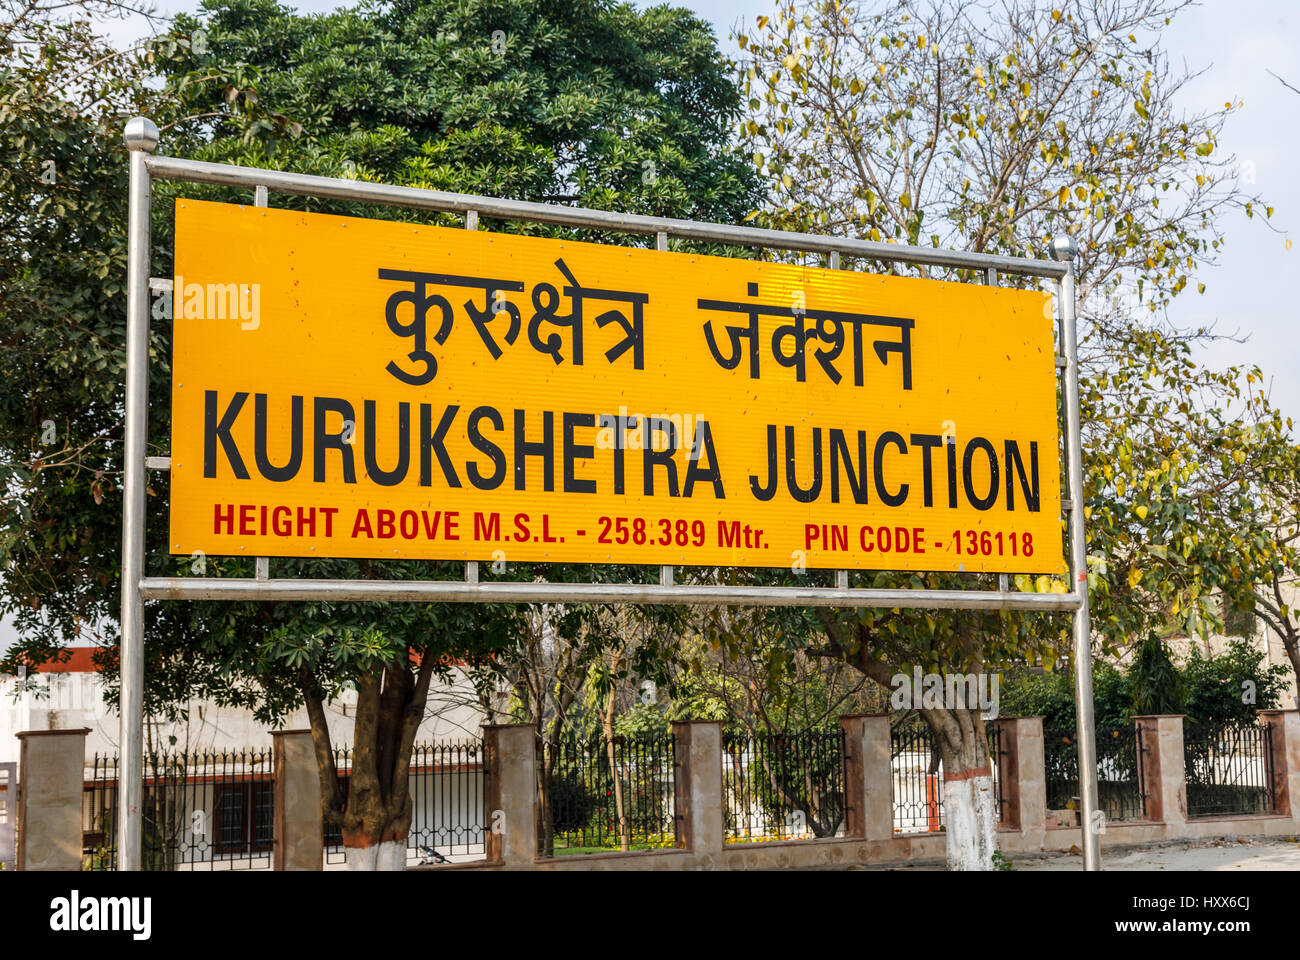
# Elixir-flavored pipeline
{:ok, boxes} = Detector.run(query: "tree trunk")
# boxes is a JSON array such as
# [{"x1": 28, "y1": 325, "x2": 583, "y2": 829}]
[
  {"x1": 923, "y1": 706, "x2": 996, "y2": 871},
  {"x1": 602, "y1": 649, "x2": 630, "y2": 852},
  {"x1": 301, "y1": 655, "x2": 432, "y2": 871}
]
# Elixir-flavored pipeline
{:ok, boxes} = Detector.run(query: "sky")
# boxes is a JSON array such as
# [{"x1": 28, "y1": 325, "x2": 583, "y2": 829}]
[{"x1": 3, "y1": 0, "x2": 1297, "y2": 657}]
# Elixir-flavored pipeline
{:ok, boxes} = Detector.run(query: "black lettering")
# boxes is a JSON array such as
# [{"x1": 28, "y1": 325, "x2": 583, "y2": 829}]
[
  {"x1": 313, "y1": 397, "x2": 356, "y2": 484},
  {"x1": 204, "y1": 390, "x2": 250, "y2": 479},
  {"x1": 420, "y1": 404, "x2": 461, "y2": 488},
  {"x1": 683, "y1": 420, "x2": 725, "y2": 498},
  {"x1": 466, "y1": 406, "x2": 505, "y2": 490},
  {"x1": 750, "y1": 424, "x2": 778, "y2": 501},
  {"x1": 563, "y1": 412, "x2": 597, "y2": 494},
  {"x1": 909, "y1": 434, "x2": 942, "y2": 508},
  {"x1": 514, "y1": 409, "x2": 554, "y2": 491},
  {"x1": 785, "y1": 426, "x2": 822, "y2": 503},
  {"x1": 363, "y1": 399, "x2": 410, "y2": 486},
  {"x1": 643, "y1": 417, "x2": 679, "y2": 497},
  {"x1": 873, "y1": 431, "x2": 908, "y2": 507},
  {"x1": 963, "y1": 437, "x2": 999, "y2": 510},
  {"x1": 253, "y1": 394, "x2": 303, "y2": 482},
  {"x1": 829, "y1": 429, "x2": 867, "y2": 504},
  {"x1": 1005, "y1": 439, "x2": 1040, "y2": 512}
]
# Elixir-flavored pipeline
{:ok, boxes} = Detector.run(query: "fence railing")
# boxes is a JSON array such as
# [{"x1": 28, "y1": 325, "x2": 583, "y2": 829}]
[
  {"x1": 722, "y1": 729, "x2": 847, "y2": 843},
  {"x1": 890, "y1": 721, "x2": 1004, "y2": 833},
  {"x1": 535, "y1": 734, "x2": 677, "y2": 857},
  {"x1": 1184, "y1": 722, "x2": 1275, "y2": 818},
  {"x1": 84, "y1": 749, "x2": 275, "y2": 871},
  {"x1": 1043, "y1": 723, "x2": 1146, "y2": 823},
  {"x1": 323, "y1": 739, "x2": 486, "y2": 866}
]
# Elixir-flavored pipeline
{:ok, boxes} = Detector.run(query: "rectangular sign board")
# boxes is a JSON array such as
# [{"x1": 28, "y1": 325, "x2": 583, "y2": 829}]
[{"x1": 169, "y1": 199, "x2": 1063, "y2": 572}]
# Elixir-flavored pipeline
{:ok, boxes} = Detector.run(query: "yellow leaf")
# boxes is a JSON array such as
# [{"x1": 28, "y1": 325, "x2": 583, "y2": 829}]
[
  {"x1": 1128, "y1": 568, "x2": 1142, "y2": 589},
  {"x1": 1135, "y1": 504, "x2": 1148, "y2": 520}
]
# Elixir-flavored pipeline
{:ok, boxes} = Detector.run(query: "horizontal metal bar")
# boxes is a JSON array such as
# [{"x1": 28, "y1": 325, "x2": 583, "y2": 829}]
[
  {"x1": 144, "y1": 155, "x2": 1067, "y2": 278},
  {"x1": 138, "y1": 576, "x2": 1083, "y2": 610},
  {"x1": 144, "y1": 456, "x2": 170, "y2": 470},
  {"x1": 148, "y1": 277, "x2": 172, "y2": 294}
]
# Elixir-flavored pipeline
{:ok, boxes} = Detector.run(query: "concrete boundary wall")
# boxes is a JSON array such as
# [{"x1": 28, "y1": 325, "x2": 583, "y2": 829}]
[{"x1": 18, "y1": 711, "x2": 1300, "y2": 870}]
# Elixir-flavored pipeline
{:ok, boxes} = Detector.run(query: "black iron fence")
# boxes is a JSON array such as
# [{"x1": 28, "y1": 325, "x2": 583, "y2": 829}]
[
  {"x1": 536, "y1": 734, "x2": 677, "y2": 857},
  {"x1": 84, "y1": 749, "x2": 275, "y2": 871},
  {"x1": 889, "y1": 721, "x2": 1005, "y2": 833},
  {"x1": 722, "y1": 729, "x2": 847, "y2": 843},
  {"x1": 1184, "y1": 722, "x2": 1275, "y2": 818},
  {"x1": 323, "y1": 739, "x2": 486, "y2": 866},
  {"x1": 1043, "y1": 723, "x2": 1146, "y2": 823}
]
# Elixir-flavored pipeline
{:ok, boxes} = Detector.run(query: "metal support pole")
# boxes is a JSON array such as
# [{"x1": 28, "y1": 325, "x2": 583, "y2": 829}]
[
  {"x1": 119, "y1": 117, "x2": 158, "y2": 871},
  {"x1": 1052, "y1": 233, "x2": 1100, "y2": 871}
]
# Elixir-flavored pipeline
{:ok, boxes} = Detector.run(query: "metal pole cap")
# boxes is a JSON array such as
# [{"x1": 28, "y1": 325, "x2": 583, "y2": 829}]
[
  {"x1": 1049, "y1": 233, "x2": 1079, "y2": 263},
  {"x1": 123, "y1": 117, "x2": 159, "y2": 153}
]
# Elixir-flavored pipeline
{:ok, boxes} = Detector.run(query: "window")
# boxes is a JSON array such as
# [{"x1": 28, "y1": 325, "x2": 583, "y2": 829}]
[{"x1": 215, "y1": 781, "x2": 273, "y2": 854}]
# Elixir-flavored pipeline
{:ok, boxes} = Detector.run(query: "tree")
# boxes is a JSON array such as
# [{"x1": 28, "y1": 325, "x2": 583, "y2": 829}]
[
  {"x1": 729, "y1": 0, "x2": 1291, "y2": 869},
  {"x1": 1, "y1": 0, "x2": 760, "y2": 869}
]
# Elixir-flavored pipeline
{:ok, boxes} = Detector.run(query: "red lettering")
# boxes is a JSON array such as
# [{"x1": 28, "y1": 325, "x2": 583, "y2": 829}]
[
  {"x1": 239, "y1": 504, "x2": 256, "y2": 536},
  {"x1": 272, "y1": 506, "x2": 292, "y2": 536},
  {"x1": 400, "y1": 510, "x2": 418, "y2": 539},
  {"x1": 321, "y1": 507, "x2": 337, "y2": 537},
  {"x1": 804, "y1": 523, "x2": 819, "y2": 549},
  {"x1": 859, "y1": 525, "x2": 874, "y2": 552},
  {"x1": 351, "y1": 509, "x2": 373, "y2": 538},
  {"x1": 214, "y1": 503, "x2": 235, "y2": 535},
  {"x1": 446, "y1": 512, "x2": 459, "y2": 541},
  {"x1": 297, "y1": 506, "x2": 316, "y2": 537},
  {"x1": 894, "y1": 527, "x2": 909, "y2": 552},
  {"x1": 376, "y1": 509, "x2": 396, "y2": 539},
  {"x1": 913, "y1": 527, "x2": 925, "y2": 554}
]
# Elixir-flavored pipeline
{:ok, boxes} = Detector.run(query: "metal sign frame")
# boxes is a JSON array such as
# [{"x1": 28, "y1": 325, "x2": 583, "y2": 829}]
[{"x1": 118, "y1": 117, "x2": 1100, "y2": 870}]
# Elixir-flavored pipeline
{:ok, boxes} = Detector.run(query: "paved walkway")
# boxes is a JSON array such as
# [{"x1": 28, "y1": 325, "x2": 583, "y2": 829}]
[{"x1": 1016, "y1": 836, "x2": 1300, "y2": 871}]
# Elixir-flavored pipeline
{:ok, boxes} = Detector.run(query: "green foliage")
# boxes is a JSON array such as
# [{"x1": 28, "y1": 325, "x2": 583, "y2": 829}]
[
  {"x1": 547, "y1": 771, "x2": 599, "y2": 834},
  {"x1": 1128, "y1": 634, "x2": 1185, "y2": 718},
  {"x1": 0, "y1": 0, "x2": 761, "y2": 729},
  {"x1": 999, "y1": 640, "x2": 1285, "y2": 729},
  {"x1": 1181, "y1": 640, "x2": 1290, "y2": 726}
]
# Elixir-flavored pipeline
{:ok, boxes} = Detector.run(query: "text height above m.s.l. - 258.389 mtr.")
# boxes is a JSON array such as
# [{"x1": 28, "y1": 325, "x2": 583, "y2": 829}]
[{"x1": 168, "y1": 198, "x2": 1063, "y2": 573}]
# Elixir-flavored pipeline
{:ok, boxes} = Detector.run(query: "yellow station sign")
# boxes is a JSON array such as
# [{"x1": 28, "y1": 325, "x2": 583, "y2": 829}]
[{"x1": 169, "y1": 199, "x2": 1063, "y2": 572}]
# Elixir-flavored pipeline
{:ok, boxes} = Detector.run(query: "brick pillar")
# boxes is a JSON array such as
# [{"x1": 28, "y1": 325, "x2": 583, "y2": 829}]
[
  {"x1": 271, "y1": 730, "x2": 322, "y2": 871},
  {"x1": 1133, "y1": 715, "x2": 1186, "y2": 826},
  {"x1": 16, "y1": 728, "x2": 91, "y2": 871},
  {"x1": 1259, "y1": 709, "x2": 1300, "y2": 821},
  {"x1": 483, "y1": 724, "x2": 536, "y2": 866},
  {"x1": 672, "y1": 720, "x2": 724, "y2": 862},
  {"x1": 993, "y1": 716, "x2": 1047, "y2": 835},
  {"x1": 840, "y1": 714, "x2": 893, "y2": 841}
]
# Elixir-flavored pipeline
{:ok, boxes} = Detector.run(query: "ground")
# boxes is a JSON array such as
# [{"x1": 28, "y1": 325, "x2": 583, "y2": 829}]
[
  {"x1": 1016, "y1": 836, "x2": 1300, "y2": 871},
  {"x1": 851, "y1": 835, "x2": 1300, "y2": 870}
]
